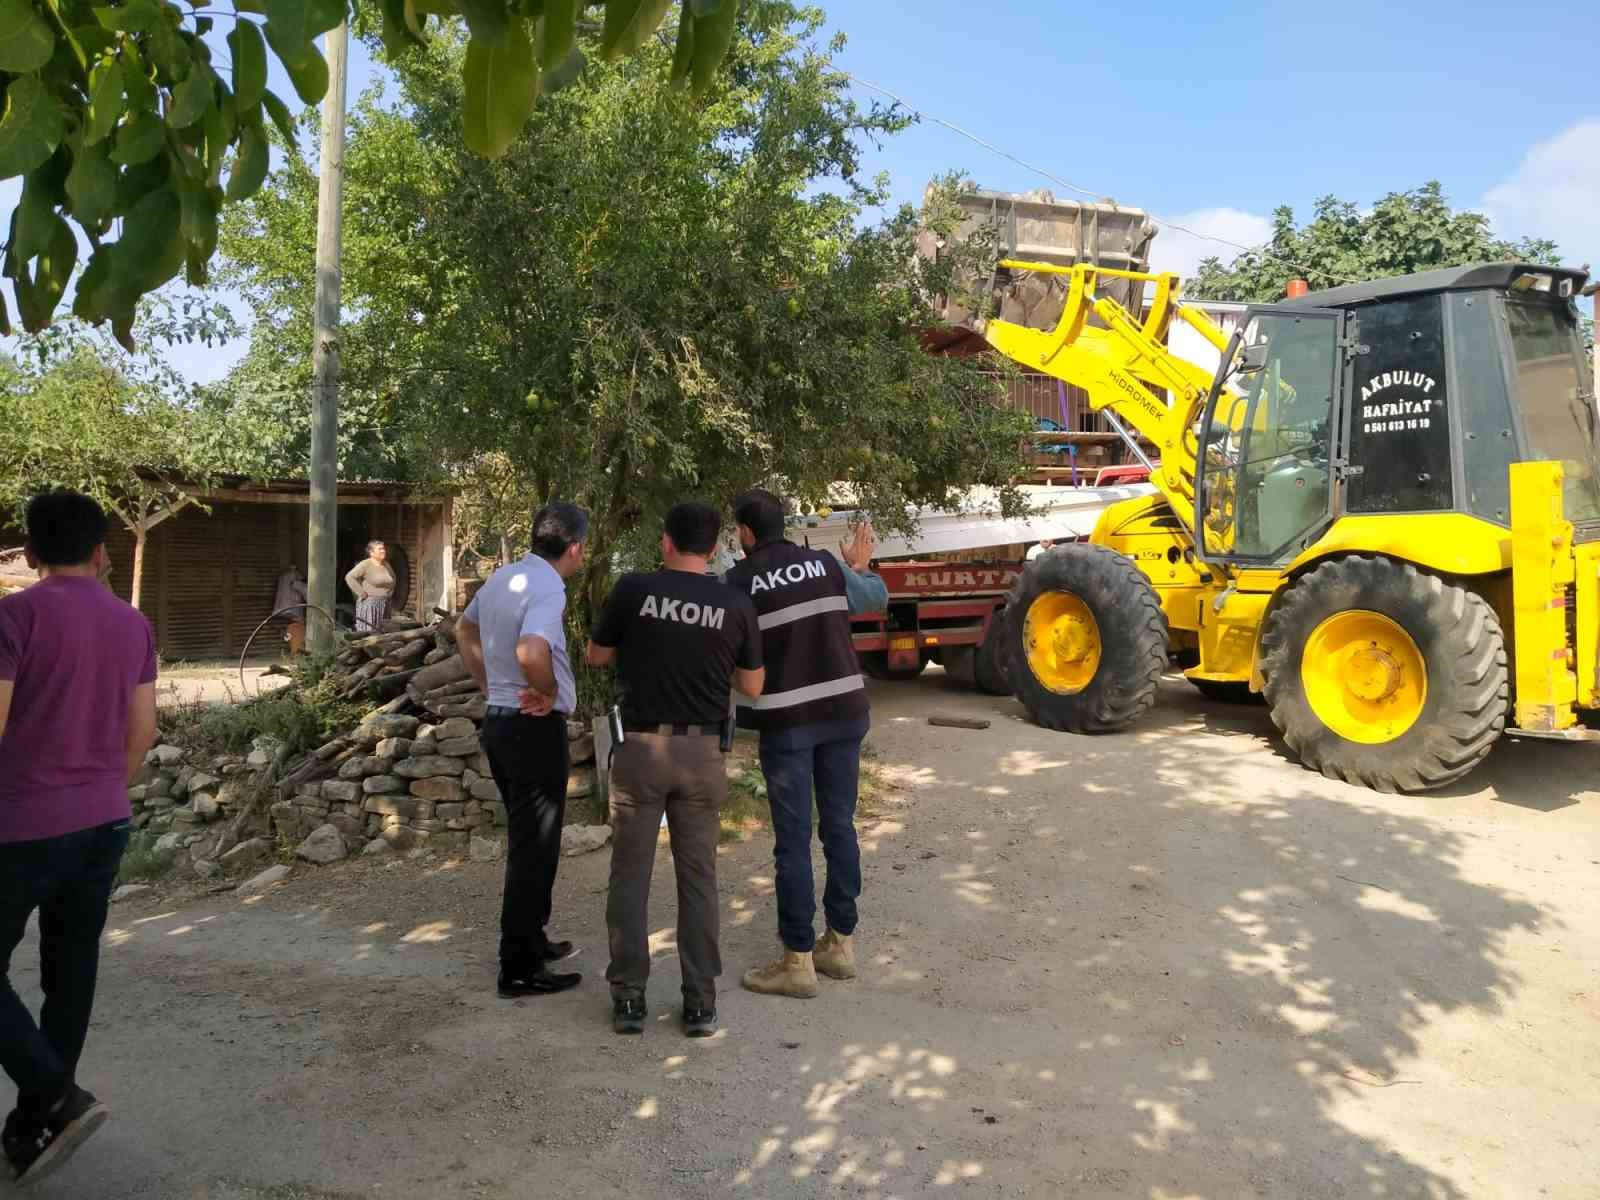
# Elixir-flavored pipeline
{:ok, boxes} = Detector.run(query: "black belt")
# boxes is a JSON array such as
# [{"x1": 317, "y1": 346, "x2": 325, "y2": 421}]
[
  {"x1": 485, "y1": 705, "x2": 564, "y2": 719},
  {"x1": 624, "y1": 722, "x2": 719, "y2": 737}
]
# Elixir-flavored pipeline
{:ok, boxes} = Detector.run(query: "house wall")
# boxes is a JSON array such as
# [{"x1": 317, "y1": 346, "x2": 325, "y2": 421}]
[
  {"x1": 5, "y1": 495, "x2": 450, "y2": 660},
  {"x1": 416, "y1": 496, "x2": 455, "y2": 618},
  {"x1": 104, "y1": 499, "x2": 443, "y2": 662}
]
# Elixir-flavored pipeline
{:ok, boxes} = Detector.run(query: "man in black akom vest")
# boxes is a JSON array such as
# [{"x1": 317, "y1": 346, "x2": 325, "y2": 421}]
[
  {"x1": 588, "y1": 502, "x2": 765, "y2": 1037},
  {"x1": 725, "y1": 489, "x2": 888, "y2": 998}
]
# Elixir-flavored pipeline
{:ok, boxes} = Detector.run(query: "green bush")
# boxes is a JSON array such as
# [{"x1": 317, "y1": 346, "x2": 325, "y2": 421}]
[
  {"x1": 162, "y1": 653, "x2": 368, "y2": 760},
  {"x1": 117, "y1": 832, "x2": 170, "y2": 884}
]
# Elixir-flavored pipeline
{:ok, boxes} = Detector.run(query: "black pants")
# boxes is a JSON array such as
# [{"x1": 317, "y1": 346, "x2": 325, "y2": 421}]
[
  {"x1": 480, "y1": 709, "x2": 569, "y2": 970},
  {"x1": 0, "y1": 821, "x2": 129, "y2": 1117}
]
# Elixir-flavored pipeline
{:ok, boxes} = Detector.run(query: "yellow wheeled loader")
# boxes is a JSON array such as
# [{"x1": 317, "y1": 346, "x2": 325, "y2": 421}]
[{"x1": 980, "y1": 260, "x2": 1597, "y2": 792}]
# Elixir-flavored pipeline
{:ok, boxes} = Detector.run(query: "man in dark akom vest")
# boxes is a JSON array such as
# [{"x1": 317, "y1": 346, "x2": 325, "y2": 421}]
[{"x1": 725, "y1": 489, "x2": 888, "y2": 998}]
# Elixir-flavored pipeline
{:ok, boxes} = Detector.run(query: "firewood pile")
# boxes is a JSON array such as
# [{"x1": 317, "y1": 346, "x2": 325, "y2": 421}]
[{"x1": 322, "y1": 610, "x2": 485, "y2": 716}]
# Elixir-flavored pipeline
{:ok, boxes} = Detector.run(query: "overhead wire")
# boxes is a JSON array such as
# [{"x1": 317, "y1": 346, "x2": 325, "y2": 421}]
[{"x1": 842, "y1": 71, "x2": 1362, "y2": 286}]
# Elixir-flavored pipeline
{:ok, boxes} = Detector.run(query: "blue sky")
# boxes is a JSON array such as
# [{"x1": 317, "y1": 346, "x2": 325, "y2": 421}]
[{"x1": 18, "y1": 0, "x2": 1599, "y2": 382}]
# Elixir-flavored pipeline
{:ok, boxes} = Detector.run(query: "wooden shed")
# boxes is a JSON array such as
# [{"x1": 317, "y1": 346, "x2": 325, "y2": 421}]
[{"x1": 5, "y1": 480, "x2": 455, "y2": 662}]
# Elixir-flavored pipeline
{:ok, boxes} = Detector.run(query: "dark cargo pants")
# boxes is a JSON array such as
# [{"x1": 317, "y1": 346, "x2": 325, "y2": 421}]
[{"x1": 605, "y1": 733, "x2": 725, "y2": 1008}]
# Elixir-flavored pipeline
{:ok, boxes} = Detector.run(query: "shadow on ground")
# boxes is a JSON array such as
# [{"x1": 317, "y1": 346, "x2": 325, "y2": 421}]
[
  {"x1": 8, "y1": 676, "x2": 1571, "y2": 1199},
  {"x1": 704, "y1": 676, "x2": 1548, "y2": 1197}
]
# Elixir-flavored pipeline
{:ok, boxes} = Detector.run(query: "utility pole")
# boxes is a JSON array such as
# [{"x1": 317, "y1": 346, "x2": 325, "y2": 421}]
[{"x1": 307, "y1": 19, "x2": 349, "y2": 653}]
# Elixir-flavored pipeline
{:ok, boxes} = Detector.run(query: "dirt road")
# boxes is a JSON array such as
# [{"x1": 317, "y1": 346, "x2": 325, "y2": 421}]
[{"x1": 8, "y1": 674, "x2": 1600, "y2": 1198}]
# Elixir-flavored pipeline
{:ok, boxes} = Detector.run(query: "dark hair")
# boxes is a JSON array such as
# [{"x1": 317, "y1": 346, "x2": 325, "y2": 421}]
[
  {"x1": 25, "y1": 490, "x2": 108, "y2": 567},
  {"x1": 662, "y1": 501, "x2": 722, "y2": 557},
  {"x1": 530, "y1": 501, "x2": 590, "y2": 560},
  {"x1": 732, "y1": 488, "x2": 786, "y2": 542}
]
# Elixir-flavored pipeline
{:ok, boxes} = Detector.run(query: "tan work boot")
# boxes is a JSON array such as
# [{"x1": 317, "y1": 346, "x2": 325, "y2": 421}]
[
  {"x1": 813, "y1": 929, "x2": 856, "y2": 981},
  {"x1": 741, "y1": 950, "x2": 819, "y2": 998}
]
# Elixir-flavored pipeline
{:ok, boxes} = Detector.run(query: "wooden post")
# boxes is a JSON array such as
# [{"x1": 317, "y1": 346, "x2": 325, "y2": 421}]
[
  {"x1": 308, "y1": 20, "x2": 349, "y2": 653},
  {"x1": 130, "y1": 521, "x2": 147, "y2": 611},
  {"x1": 126, "y1": 498, "x2": 186, "y2": 614}
]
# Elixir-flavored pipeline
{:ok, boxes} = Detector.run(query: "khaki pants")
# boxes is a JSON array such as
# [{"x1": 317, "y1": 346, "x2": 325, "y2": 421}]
[{"x1": 605, "y1": 733, "x2": 725, "y2": 1008}]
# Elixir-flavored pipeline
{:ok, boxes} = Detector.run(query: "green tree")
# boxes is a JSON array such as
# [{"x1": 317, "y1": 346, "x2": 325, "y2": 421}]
[
  {"x1": 1186, "y1": 182, "x2": 1561, "y2": 301},
  {"x1": 0, "y1": 313, "x2": 228, "y2": 607},
  {"x1": 1, "y1": 0, "x2": 742, "y2": 343},
  {"x1": 213, "y1": 3, "x2": 1030, "y2": 611}
]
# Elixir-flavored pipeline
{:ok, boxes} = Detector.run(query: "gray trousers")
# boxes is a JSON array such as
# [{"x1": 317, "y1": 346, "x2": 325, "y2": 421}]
[{"x1": 605, "y1": 733, "x2": 725, "y2": 1007}]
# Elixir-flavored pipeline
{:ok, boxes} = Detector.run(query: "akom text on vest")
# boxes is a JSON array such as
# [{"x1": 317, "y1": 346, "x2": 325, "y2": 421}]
[
  {"x1": 639, "y1": 594, "x2": 726, "y2": 629},
  {"x1": 748, "y1": 559, "x2": 829, "y2": 595}
]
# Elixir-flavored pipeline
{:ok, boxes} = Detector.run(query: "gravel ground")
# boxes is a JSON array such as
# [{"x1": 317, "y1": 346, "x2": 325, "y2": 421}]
[{"x1": 6, "y1": 672, "x2": 1599, "y2": 1199}]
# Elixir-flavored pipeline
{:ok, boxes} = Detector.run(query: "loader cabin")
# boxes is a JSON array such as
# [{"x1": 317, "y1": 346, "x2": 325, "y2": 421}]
[{"x1": 1196, "y1": 262, "x2": 1596, "y2": 567}]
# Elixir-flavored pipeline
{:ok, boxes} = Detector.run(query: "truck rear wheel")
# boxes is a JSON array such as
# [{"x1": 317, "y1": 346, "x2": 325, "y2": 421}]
[
  {"x1": 1260, "y1": 556, "x2": 1507, "y2": 793},
  {"x1": 974, "y1": 616, "x2": 1011, "y2": 695},
  {"x1": 1005, "y1": 544, "x2": 1167, "y2": 732}
]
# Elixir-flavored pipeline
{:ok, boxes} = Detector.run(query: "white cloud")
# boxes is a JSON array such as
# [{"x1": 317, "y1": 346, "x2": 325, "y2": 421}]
[
  {"x1": 1482, "y1": 118, "x2": 1600, "y2": 269},
  {"x1": 1148, "y1": 207, "x2": 1275, "y2": 281}
]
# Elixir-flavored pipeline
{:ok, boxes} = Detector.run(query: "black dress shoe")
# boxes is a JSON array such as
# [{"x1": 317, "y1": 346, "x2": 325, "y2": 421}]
[
  {"x1": 683, "y1": 1006, "x2": 718, "y2": 1038},
  {"x1": 498, "y1": 967, "x2": 582, "y2": 997},
  {"x1": 542, "y1": 940, "x2": 577, "y2": 962},
  {"x1": 613, "y1": 996, "x2": 646, "y2": 1034}
]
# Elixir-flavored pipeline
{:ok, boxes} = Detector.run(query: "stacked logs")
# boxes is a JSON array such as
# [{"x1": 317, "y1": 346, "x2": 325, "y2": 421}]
[
  {"x1": 322, "y1": 611, "x2": 482, "y2": 712},
  {"x1": 274, "y1": 612, "x2": 485, "y2": 796}
]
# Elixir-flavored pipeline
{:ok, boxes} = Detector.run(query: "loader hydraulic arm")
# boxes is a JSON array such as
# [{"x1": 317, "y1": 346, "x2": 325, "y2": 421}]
[{"x1": 978, "y1": 261, "x2": 1235, "y2": 539}]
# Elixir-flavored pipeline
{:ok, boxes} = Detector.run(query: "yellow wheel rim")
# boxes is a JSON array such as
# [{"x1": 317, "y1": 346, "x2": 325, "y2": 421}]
[
  {"x1": 1302, "y1": 609, "x2": 1427, "y2": 744},
  {"x1": 1024, "y1": 591, "x2": 1101, "y2": 694}
]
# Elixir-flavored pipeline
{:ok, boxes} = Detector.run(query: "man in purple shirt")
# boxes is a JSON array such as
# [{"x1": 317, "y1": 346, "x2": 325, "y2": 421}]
[{"x1": 0, "y1": 491, "x2": 158, "y2": 1187}]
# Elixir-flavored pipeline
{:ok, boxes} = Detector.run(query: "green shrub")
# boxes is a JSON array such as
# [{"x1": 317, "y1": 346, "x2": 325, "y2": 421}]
[
  {"x1": 162, "y1": 653, "x2": 368, "y2": 760},
  {"x1": 117, "y1": 832, "x2": 170, "y2": 884}
]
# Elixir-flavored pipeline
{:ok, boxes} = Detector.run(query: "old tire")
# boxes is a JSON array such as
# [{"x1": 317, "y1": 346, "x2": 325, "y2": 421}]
[
  {"x1": 1190, "y1": 678, "x2": 1262, "y2": 705},
  {"x1": 974, "y1": 616, "x2": 1011, "y2": 696},
  {"x1": 861, "y1": 651, "x2": 926, "y2": 682},
  {"x1": 1005, "y1": 543, "x2": 1167, "y2": 733},
  {"x1": 1260, "y1": 556, "x2": 1507, "y2": 793}
]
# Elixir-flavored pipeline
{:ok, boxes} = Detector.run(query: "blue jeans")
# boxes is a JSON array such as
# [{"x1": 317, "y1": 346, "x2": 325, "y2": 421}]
[
  {"x1": 0, "y1": 821, "x2": 129, "y2": 1116},
  {"x1": 758, "y1": 720, "x2": 867, "y2": 953}
]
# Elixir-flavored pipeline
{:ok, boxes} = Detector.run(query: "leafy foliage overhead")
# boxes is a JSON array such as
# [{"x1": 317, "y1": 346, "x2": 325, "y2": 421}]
[
  {"x1": 0, "y1": 303, "x2": 237, "y2": 603},
  {"x1": 1, "y1": 0, "x2": 741, "y2": 345},
  {"x1": 212, "y1": 2, "x2": 1031, "y2": 610},
  {"x1": 1184, "y1": 182, "x2": 1561, "y2": 302}
]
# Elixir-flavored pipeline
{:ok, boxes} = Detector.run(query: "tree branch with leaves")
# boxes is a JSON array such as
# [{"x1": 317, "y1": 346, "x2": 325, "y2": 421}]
[
  {"x1": 0, "y1": 0, "x2": 744, "y2": 344},
  {"x1": 212, "y1": 2, "x2": 1031, "y2": 614},
  {"x1": 1185, "y1": 182, "x2": 1561, "y2": 302}
]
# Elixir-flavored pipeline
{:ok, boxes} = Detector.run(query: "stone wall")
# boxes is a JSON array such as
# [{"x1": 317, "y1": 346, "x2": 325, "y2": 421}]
[{"x1": 130, "y1": 716, "x2": 600, "y2": 878}]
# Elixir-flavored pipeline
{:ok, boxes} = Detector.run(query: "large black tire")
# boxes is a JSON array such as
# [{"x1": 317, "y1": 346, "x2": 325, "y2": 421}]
[
  {"x1": 861, "y1": 650, "x2": 926, "y2": 682},
  {"x1": 1190, "y1": 678, "x2": 1263, "y2": 705},
  {"x1": 974, "y1": 614, "x2": 1012, "y2": 695},
  {"x1": 1260, "y1": 556, "x2": 1508, "y2": 793},
  {"x1": 1004, "y1": 543, "x2": 1167, "y2": 733}
]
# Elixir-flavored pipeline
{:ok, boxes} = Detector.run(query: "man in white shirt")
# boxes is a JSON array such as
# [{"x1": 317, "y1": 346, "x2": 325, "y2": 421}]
[{"x1": 456, "y1": 503, "x2": 588, "y2": 998}]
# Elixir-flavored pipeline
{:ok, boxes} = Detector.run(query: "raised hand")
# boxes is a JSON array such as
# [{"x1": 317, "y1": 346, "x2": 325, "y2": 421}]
[{"x1": 844, "y1": 519, "x2": 877, "y2": 571}]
